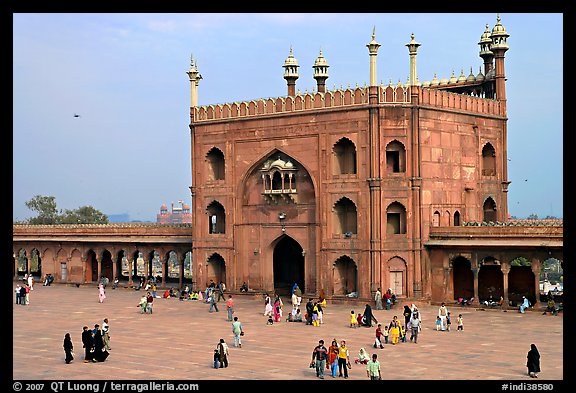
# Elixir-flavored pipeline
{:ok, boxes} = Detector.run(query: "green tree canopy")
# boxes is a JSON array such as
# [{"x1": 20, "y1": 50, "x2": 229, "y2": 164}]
[{"x1": 22, "y1": 195, "x2": 109, "y2": 224}]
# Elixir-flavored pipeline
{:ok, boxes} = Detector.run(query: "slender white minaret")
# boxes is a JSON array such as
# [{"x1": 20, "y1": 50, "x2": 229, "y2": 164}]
[
  {"x1": 186, "y1": 54, "x2": 202, "y2": 107},
  {"x1": 366, "y1": 27, "x2": 381, "y2": 87},
  {"x1": 406, "y1": 33, "x2": 421, "y2": 86}
]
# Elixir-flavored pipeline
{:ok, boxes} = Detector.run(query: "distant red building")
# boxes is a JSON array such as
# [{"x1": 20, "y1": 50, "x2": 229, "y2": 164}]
[{"x1": 156, "y1": 201, "x2": 192, "y2": 224}]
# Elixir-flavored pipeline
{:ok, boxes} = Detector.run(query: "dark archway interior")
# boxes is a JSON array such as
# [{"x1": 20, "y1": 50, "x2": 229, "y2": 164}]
[
  {"x1": 452, "y1": 257, "x2": 473, "y2": 300},
  {"x1": 478, "y1": 265, "x2": 503, "y2": 302},
  {"x1": 273, "y1": 236, "x2": 304, "y2": 295}
]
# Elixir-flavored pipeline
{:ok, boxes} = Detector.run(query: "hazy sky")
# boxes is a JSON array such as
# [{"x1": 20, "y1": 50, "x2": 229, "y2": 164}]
[{"x1": 13, "y1": 13, "x2": 563, "y2": 222}]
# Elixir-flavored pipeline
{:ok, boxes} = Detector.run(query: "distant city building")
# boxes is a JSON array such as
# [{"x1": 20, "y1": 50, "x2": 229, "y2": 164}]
[{"x1": 157, "y1": 201, "x2": 192, "y2": 224}]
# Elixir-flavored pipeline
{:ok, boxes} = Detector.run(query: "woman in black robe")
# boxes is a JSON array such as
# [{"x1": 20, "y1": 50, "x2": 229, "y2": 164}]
[
  {"x1": 362, "y1": 304, "x2": 378, "y2": 327},
  {"x1": 81, "y1": 326, "x2": 94, "y2": 362},
  {"x1": 403, "y1": 305, "x2": 412, "y2": 328},
  {"x1": 93, "y1": 328, "x2": 109, "y2": 362},
  {"x1": 526, "y1": 344, "x2": 540, "y2": 378},
  {"x1": 63, "y1": 333, "x2": 74, "y2": 364}
]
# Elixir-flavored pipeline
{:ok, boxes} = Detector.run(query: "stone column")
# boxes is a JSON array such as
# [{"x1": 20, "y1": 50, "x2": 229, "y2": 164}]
[
  {"x1": 81, "y1": 254, "x2": 88, "y2": 284},
  {"x1": 112, "y1": 256, "x2": 118, "y2": 283},
  {"x1": 531, "y1": 257, "x2": 541, "y2": 310},
  {"x1": 472, "y1": 267, "x2": 480, "y2": 305},
  {"x1": 161, "y1": 259, "x2": 167, "y2": 288},
  {"x1": 128, "y1": 258, "x2": 133, "y2": 286},
  {"x1": 179, "y1": 254, "x2": 184, "y2": 289},
  {"x1": 13, "y1": 252, "x2": 18, "y2": 279},
  {"x1": 96, "y1": 253, "x2": 102, "y2": 283},
  {"x1": 501, "y1": 262, "x2": 509, "y2": 310},
  {"x1": 26, "y1": 248, "x2": 32, "y2": 275}
]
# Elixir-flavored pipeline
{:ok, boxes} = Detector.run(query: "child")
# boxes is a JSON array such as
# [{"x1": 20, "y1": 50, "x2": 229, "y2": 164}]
[
  {"x1": 267, "y1": 316, "x2": 274, "y2": 325},
  {"x1": 312, "y1": 303, "x2": 320, "y2": 326},
  {"x1": 294, "y1": 308, "x2": 303, "y2": 322},
  {"x1": 350, "y1": 310, "x2": 358, "y2": 328},
  {"x1": 213, "y1": 349, "x2": 220, "y2": 369},
  {"x1": 400, "y1": 325, "x2": 407, "y2": 342},
  {"x1": 374, "y1": 324, "x2": 384, "y2": 349},
  {"x1": 355, "y1": 347, "x2": 369, "y2": 365},
  {"x1": 457, "y1": 314, "x2": 464, "y2": 331},
  {"x1": 382, "y1": 325, "x2": 389, "y2": 344},
  {"x1": 446, "y1": 312, "x2": 452, "y2": 332},
  {"x1": 436, "y1": 316, "x2": 442, "y2": 331}
]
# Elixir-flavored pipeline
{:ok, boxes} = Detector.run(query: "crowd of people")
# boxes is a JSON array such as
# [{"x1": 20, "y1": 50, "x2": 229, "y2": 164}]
[{"x1": 14, "y1": 274, "x2": 551, "y2": 379}]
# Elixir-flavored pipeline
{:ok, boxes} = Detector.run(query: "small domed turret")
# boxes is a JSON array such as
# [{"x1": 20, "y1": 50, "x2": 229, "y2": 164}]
[
  {"x1": 476, "y1": 66, "x2": 485, "y2": 82},
  {"x1": 466, "y1": 67, "x2": 476, "y2": 82}
]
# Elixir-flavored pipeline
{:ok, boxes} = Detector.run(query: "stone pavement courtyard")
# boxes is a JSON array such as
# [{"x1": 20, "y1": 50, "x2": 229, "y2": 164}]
[{"x1": 13, "y1": 283, "x2": 563, "y2": 382}]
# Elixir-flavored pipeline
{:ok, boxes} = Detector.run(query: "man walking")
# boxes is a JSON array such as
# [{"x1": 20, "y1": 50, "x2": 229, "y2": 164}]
[
  {"x1": 217, "y1": 281, "x2": 226, "y2": 302},
  {"x1": 146, "y1": 292, "x2": 154, "y2": 314},
  {"x1": 102, "y1": 318, "x2": 111, "y2": 350},
  {"x1": 366, "y1": 353, "x2": 381, "y2": 380},
  {"x1": 209, "y1": 292, "x2": 219, "y2": 313},
  {"x1": 410, "y1": 310, "x2": 421, "y2": 343},
  {"x1": 311, "y1": 339, "x2": 328, "y2": 379},
  {"x1": 231, "y1": 316, "x2": 243, "y2": 348},
  {"x1": 226, "y1": 295, "x2": 235, "y2": 321},
  {"x1": 374, "y1": 287, "x2": 383, "y2": 310}
]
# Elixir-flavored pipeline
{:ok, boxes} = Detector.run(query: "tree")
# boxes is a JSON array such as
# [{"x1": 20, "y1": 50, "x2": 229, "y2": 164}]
[
  {"x1": 25, "y1": 195, "x2": 59, "y2": 224},
  {"x1": 526, "y1": 213, "x2": 539, "y2": 220},
  {"x1": 60, "y1": 206, "x2": 109, "y2": 224},
  {"x1": 23, "y1": 195, "x2": 109, "y2": 224}
]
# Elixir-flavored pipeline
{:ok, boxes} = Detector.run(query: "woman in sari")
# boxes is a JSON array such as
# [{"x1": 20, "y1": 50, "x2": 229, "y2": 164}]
[
  {"x1": 273, "y1": 295, "x2": 282, "y2": 322},
  {"x1": 264, "y1": 294, "x2": 273, "y2": 317},
  {"x1": 390, "y1": 320, "x2": 400, "y2": 345},
  {"x1": 98, "y1": 283, "x2": 106, "y2": 303}
]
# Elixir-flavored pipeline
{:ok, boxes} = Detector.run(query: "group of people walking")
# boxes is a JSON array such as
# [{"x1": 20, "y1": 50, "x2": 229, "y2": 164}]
[
  {"x1": 311, "y1": 338, "x2": 383, "y2": 380},
  {"x1": 65, "y1": 318, "x2": 111, "y2": 364}
]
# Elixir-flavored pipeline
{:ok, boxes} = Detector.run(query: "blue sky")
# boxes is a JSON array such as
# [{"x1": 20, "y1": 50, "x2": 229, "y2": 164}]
[{"x1": 12, "y1": 13, "x2": 563, "y2": 221}]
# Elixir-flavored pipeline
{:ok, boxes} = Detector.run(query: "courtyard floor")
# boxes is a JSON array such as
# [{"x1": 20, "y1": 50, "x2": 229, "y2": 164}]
[{"x1": 13, "y1": 283, "x2": 564, "y2": 383}]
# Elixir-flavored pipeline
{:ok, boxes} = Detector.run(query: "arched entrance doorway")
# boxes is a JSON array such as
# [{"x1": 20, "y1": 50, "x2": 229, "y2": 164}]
[
  {"x1": 452, "y1": 256, "x2": 473, "y2": 300},
  {"x1": 273, "y1": 235, "x2": 304, "y2": 295},
  {"x1": 207, "y1": 253, "x2": 226, "y2": 286},
  {"x1": 333, "y1": 256, "x2": 357, "y2": 296}
]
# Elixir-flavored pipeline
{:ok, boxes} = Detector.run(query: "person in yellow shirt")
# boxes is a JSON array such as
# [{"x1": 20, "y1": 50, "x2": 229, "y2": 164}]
[
  {"x1": 350, "y1": 310, "x2": 358, "y2": 328},
  {"x1": 337, "y1": 340, "x2": 350, "y2": 378}
]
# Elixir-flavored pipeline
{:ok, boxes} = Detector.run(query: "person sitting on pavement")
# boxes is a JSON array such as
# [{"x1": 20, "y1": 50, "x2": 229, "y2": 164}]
[{"x1": 542, "y1": 298, "x2": 558, "y2": 316}]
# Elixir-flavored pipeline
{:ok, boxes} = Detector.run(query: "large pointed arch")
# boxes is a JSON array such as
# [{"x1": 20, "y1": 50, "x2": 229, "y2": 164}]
[{"x1": 271, "y1": 234, "x2": 304, "y2": 295}]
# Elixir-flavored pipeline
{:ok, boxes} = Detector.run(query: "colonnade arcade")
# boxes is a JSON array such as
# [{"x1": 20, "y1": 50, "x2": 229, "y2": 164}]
[
  {"x1": 13, "y1": 244, "x2": 193, "y2": 289},
  {"x1": 444, "y1": 250, "x2": 563, "y2": 309}
]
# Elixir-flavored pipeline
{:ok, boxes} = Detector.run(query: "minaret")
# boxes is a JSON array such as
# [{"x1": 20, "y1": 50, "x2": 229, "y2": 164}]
[
  {"x1": 478, "y1": 24, "x2": 494, "y2": 76},
  {"x1": 366, "y1": 27, "x2": 381, "y2": 88},
  {"x1": 283, "y1": 46, "x2": 299, "y2": 96},
  {"x1": 312, "y1": 49, "x2": 329, "y2": 93},
  {"x1": 405, "y1": 33, "x2": 421, "y2": 87},
  {"x1": 490, "y1": 14, "x2": 510, "y2": 103},
  {"x1": 186, "y1": 55, "x2": 202, "y2": 108}
]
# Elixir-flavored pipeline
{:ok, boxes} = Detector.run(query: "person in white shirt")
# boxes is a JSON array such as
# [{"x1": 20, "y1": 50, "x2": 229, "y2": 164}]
[{"x1": 102, "y1": 318, "x2": 111, "y2": 350}]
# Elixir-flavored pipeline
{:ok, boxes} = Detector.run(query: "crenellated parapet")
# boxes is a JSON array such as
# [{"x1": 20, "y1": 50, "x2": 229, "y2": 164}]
[
  {"x1": 192, "y1": 84, "x2": 411, "y2": 122},
  {"x1": 192, "y1": 82, "x2": 504, "y2": 122},
  {"x1": 419, "y1": 88, "x2": 503, "y2": 116}
]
